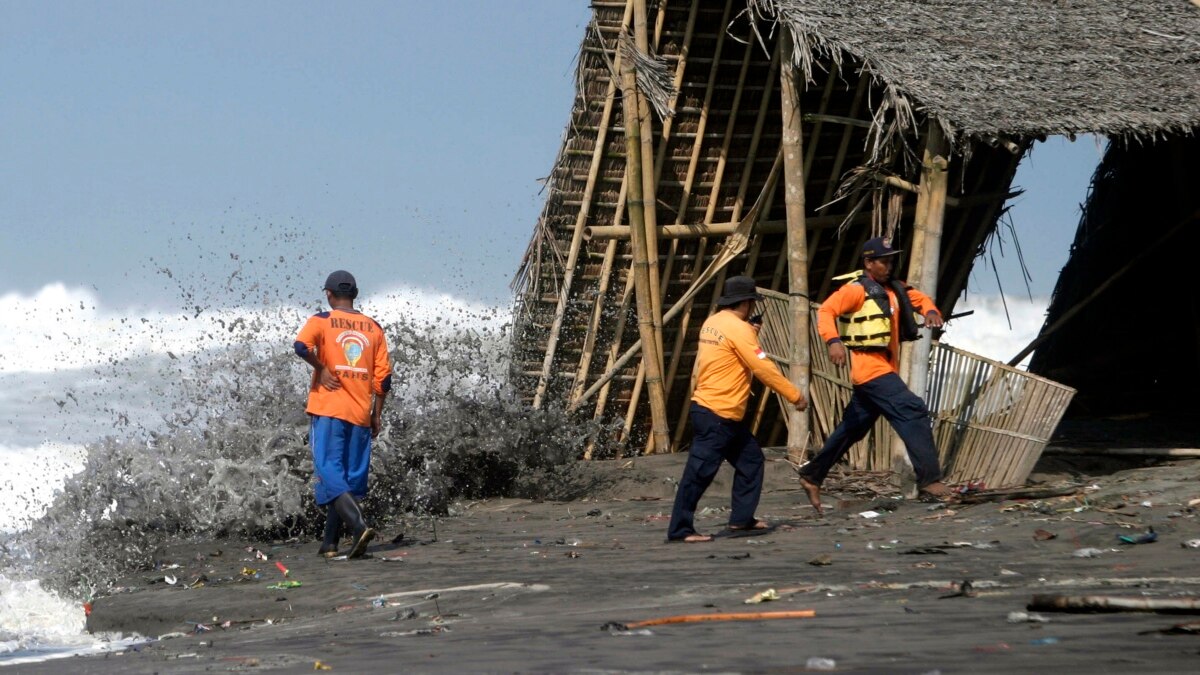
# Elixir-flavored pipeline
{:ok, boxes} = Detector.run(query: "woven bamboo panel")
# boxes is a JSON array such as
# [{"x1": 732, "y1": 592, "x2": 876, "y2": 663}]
[{"x1": 757, "y1": 288, "x2": 1075, "y2": 488}]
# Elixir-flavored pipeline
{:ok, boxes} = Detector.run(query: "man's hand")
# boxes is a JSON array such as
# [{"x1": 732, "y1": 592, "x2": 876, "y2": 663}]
[
  {"x1": 317, "y1": 367, "x2": 341, "y2": 391},
  {"x1": 924, "y1": 310, "x2": 944, "y2": 329},
  {"x1": 370, "y1": 412, "x2": 382, "y2": 438},
  {"x1": 828, "y1": 341, "x2": 847, "y2": 366},
  {"x1": 793, "y1": 393, "x2": 808, "y2": 412}
]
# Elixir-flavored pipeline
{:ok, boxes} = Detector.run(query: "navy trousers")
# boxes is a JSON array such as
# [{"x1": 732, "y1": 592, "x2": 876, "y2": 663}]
[
  {"x1": 668, "y1": 403, "x2": 764, "y2": 540},
  {"x1": 800, "y1": 372, "x2": 943, "y2": 488}
]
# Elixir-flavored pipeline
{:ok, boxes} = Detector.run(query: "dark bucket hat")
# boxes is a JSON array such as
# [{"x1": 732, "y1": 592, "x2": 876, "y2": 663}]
[{"x1": 716, "y1": 275, "x2": 763, "y2": 307}]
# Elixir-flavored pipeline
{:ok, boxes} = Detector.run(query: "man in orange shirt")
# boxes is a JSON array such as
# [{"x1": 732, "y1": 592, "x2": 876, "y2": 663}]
[
  {"x1": 294, "y1": 270, "x2": 392, "y2": 559},
  {"x1": 798, "y1": 238, "x2": 952, "y2": 514},
  {"x1": 667, "y1": 276, "x2": 807, "y2": 543}
]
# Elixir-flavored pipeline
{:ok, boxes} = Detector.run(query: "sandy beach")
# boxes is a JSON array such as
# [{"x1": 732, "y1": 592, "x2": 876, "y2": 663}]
[{"x1": 32, "y1": 452, "x2": 1200, "y2": 673}]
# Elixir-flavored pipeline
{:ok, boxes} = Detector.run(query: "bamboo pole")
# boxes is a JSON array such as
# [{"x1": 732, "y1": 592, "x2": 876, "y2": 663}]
[
  {"x1": 778, "y1": 28, "x2": 810, "y2": 465},
  {"x1": 894, "y1": 120, "x2": 950, "y2": 495},
  {"x1": 633, "y1": 0, "x2": 664, "y2": 372},
  {"x1": 624, "y1": 0, "x2": 732, "y2": 451},
  {"x1": 620, "y1": 30, "x2": 671, "y2": 454},
  {"x1": 531, "y1": 0, "x2": 634, "y2": 409},
  {"x1": 574, "y1": 0, "x2": 693, "y2": 422}
]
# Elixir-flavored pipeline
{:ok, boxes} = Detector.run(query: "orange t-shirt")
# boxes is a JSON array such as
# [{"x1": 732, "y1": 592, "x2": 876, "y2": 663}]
[
  {"x1": 816, "y1": 279, "x2": 939, "y2": 386},
  {"x1": 691, "y1": 309, "x2": 803, "y2": 421},
  {"x1": 295, "y1": 309, "x2": 392, "y2": 427}
]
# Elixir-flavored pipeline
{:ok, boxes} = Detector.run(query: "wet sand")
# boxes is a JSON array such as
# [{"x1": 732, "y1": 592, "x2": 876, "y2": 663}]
[{"x1": 38, "y1": 453, "x2": 1200, "y2": 673}]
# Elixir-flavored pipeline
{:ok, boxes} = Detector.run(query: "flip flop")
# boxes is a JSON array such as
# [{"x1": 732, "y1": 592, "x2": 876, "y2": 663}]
[
  {"x1": 667, "y1": 533, "x2": 714, "y2": 543},
  {"x1": 728, "y1": 519, "x2": 769, "y2": 531}
]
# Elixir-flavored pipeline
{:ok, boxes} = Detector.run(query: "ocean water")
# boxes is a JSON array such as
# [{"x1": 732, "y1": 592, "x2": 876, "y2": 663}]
[{"x1": 0, "y1": 278, "x2": 1046, "y2": 666}]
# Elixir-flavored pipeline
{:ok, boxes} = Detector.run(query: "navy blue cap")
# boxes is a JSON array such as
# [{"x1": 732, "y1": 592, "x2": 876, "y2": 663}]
[
  {"x1": 323, "y1": 270, "x2": 357, "y2": 294},
  {"x1": 862, "y1": 236, "x2": 901, "y2": 259}
]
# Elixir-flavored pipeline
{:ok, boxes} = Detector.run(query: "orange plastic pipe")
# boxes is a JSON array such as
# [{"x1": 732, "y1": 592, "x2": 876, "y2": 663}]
[{"x1": 621, "y1": 610, "x2": 816, "y2": 629}]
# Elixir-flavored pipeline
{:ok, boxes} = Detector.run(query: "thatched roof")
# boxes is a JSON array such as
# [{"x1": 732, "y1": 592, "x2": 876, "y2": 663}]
[{"x1": 755, "y1": 0, "x2": 1200, "y2": 140}]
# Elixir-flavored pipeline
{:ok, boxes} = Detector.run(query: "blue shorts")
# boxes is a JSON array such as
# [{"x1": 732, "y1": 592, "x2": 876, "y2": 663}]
[{"x1": 309, "y1": 415, "x2": 373, "y2": 506}]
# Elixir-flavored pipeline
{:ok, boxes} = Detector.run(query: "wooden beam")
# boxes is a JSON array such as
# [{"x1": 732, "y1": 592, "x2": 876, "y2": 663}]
[
  {"x1": 633, "y1": 0, "x2": 664, "y2": 372},
  {"x1": 779, "y1": 28, "x2": 811, "y2": 465},
  {"x1": 620, "y1": 29, "x2": 671, "y2": 454}
]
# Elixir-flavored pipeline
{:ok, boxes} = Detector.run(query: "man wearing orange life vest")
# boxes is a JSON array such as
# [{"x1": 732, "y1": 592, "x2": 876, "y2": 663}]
[
  {"x1": 294, "y1": 270, "x2": 392, "y2": 559},
  {"x1": 667, "y1": 276, "x2": 807, "y2": 543},
  {"x1": 798, "y1": 237, "x2": 953, "y2": 514}
]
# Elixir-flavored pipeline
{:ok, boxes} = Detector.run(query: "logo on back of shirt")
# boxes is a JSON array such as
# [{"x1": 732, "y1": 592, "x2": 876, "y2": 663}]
[{"x1": 335, "y1": 331, "x2": 370, "y2": 371}]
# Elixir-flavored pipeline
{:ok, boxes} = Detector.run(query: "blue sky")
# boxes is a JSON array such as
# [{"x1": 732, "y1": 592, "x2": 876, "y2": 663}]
[{"x1": 1, "y1": 1, "x2": 1100, "y2": 310}]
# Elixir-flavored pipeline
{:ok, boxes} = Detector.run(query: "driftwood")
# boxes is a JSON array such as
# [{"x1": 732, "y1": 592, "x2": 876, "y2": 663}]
[
  {"x1": 1030, "y1": 595, "x2": 1200, "y2": 614},
  {"x1": 953, "y1": 484, "x2": 1082, "y2": 504},
  {"x1": 1045, "y1": 446, "x2": 1200, "y2": 458},
  {"x1": 604, "y1": 609, "x2": 816, "y2": 631}
]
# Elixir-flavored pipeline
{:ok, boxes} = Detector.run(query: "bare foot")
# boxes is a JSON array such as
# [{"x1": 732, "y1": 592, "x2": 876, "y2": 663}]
[
  {"x1": 728, "y1": 519, "x2": 769, "y2": 531},
  {"x1": 672, "y1": 533, "x2": 714, "y2": 543},
  {"x1": 919, "y1": 481, "x2": 955, "y2": 501},
  {"x1": 798, "y1": 476, "x2": 824, "y2": 516}
]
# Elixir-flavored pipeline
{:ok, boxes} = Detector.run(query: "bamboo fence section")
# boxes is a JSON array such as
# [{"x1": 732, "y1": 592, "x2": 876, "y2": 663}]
[{"x1": 757, "y1": 288, "x2": 1075, "y2": 488}]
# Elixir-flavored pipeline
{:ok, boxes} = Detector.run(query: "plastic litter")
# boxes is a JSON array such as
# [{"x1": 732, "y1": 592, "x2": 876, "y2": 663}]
[
  {"x1": 611, "y1": 628, "x2": 655, "y2": 636},
  {"x1": 266, "y1": 581, "x2": 302, "y2": 590},
  {"x1": 314, "y1": 660, "x2": 333, "y2": 670},
  {"x1": 1007, "y1": 611, "x2": 1050, "y2": 623},
  {"x1": 808, "y1": 554, "x2": 833, "y2": 566},
  {"x1": 1033, "y1": 529, "x2": 1057, "y2": 541},
  {"x1": 1072, "y1": 547, "x2": 1105, "y2": 558},
  {"x1": 859, "y1": 510, "x2": 882, "y2": 519},
  {"x1": 372, "y1": 596, "x2": 388, "y2": 608},
  {"x1": 805, "y1": 657, "x2": 836, "y2": 670},
  {"x1": 164, "y1": 575, "x2": 178, "y2": 585},
  {"x1": 745, "y1": 588, "x2": 780, "y2": 604},
  {"x1": 1117, "y1": 529, "x2": 1157, "y2": 545},
  {"x1": 1030, "y1": 637, "x2": 1060, "y2": 646},
  {"x1": 1182, "y1": 540, "x2": 1200, "y2": 549}
]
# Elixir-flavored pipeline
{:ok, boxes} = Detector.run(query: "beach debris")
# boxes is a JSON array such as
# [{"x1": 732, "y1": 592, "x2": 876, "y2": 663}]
[
  {"x1": 246, "y1": 546, "x2": 269, "y2": 561},
  {"x1": 241, "y1": 567, "x2": 259, "y2": 578},
  {"x1": 380, "y1": 626, "x2": 449, "y2": 637},
  {"x1": 1029, "y1": 637, "x2": 1060, "y2": 646},
  {"x1": 1029, "y1": 594, "x2": 1200, "y2": 614},
  {"x1": 938, "y1": 580, "x2": 976, "y2": 599},
  {"x1": 314, "y1": 660, "x2": 333, "y2": 670},
  {"x1": 610, "y1": 628, "x2": 655, "y2": 636},
  {"x1": 808, "y1": 554, "x2": 833, "y2": 566},
  {"x1": 372, "y1": 596, "x2": 388, "y2": 608},
  {"x1": 728, "y1": 552, "x2": 751, "y2": 560},
  {"x1": 1118, "y1": 528, "x2": 1157, "y2": 545},
  {"x1": 1034, "y1": 529, "x2": 1057, "y2": 541},
  {"x1": 587, "y1": 508, "x2": 603, "y2": 517},
  {"x1": 859, "y1": 510, "x2": 882, "y2": 519},
  {"x1": 1183, "y1": 540, "x2": 1200, "y2": 549},
  {"x1": 392, "y1": 608, "x2": 419, "y2": 621},
  {"x1": 901, "y1": 547, "x2": 948, "y2": 555},
  {"x1": 266, "y1": 581, "x2": 302, "y2": 590},
  {"x1": 972, "y1": 643, "x2": 1011, "y2": 653},
  {"x1": 164, "y1": 575, "x2": 178, "y2": 585},
  {"x1": 745, "y1": 588, "x2": 780, "y2": 604},
  {"x1": 601, "y1": 609, "x2": 816, "y2": 631},
  {"x1": 913, "y1": 562, "x2": 937, "y2": 569},
  {"x1": 1007, "y1": 611, "x2": 1050, "y2": 623},
  {"x1": 938, "y1": 541, "x2": 998, "y2": 550},
  {"x1": 1188, "y1": 498, "x2": 1200, "y2": 508},
  {"x1": 1138, "y1": 621, "x2": 1200, "y2": 635},
  {"x1": 276, "y1": 561, "x2": 290, "y2": 576},
  {"x1": 805, "y1": 657, "x2": 837, "y2": 670},
  {"x1": 1072, "y1": 547, "x2": 1105, "y2": 558},
  {"x1": 565, "y1": 551, "x2": 581, "y2": 558}
]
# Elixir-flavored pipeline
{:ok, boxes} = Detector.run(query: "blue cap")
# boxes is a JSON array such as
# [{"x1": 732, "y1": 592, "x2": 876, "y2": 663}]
[{"x1": 862, "y1": 236, "x2": 901, "y2": 259}]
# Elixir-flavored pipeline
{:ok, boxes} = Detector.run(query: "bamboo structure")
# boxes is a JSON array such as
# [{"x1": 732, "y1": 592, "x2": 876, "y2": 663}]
[{"x1": 512, "y1": 0, "x2": 1200, "y2": 461}]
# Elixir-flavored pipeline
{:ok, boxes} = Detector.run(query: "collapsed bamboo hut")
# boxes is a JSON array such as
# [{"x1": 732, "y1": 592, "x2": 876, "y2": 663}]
[{"x1": 511, "y1": 0, "x2": 1200, "y2": 459}]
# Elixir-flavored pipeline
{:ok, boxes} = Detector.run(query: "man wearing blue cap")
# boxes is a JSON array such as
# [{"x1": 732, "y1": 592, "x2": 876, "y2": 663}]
[
  {"x1": 798, "y1": 237, "x2": 953, "y2": 513},
  {"x1": 294, "y1": 270, "x2": 392, "y2": 558}
]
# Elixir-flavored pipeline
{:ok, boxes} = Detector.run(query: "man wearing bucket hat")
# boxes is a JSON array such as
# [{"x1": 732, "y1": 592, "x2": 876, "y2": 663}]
[
  {"x1": 294, "y1": 270, "x2": 392, "y2": 559},
  {"x1": 667, "y1": 275, "x2": 807, "y2": 543},
  {"x1": 797, "y1": 237, "x2": 953, "y2": 514}
]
